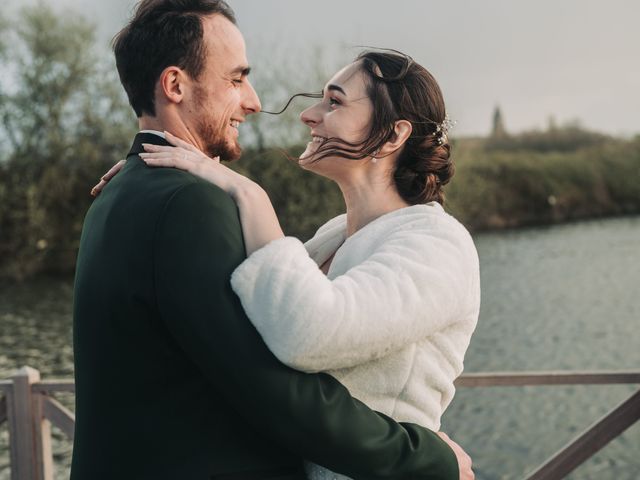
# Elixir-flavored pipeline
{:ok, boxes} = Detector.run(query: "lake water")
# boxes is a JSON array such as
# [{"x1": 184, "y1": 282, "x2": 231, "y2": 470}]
[{"x1": 1, "y1": 216, "x2": 639, "y2": 479}]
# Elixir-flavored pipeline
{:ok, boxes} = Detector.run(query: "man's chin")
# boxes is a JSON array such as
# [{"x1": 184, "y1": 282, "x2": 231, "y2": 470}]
[
  {"x1": 205, "y1": 141, "x2": 242, "y2": 162},
  {"x1": 221, "y1": 145, "x2": 242, "y2": 162}
]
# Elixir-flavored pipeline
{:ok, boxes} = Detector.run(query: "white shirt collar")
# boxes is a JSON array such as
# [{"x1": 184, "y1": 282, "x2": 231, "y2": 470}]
[{"x1": 139, "y1": 130, "x2": 166, "y2": 139}]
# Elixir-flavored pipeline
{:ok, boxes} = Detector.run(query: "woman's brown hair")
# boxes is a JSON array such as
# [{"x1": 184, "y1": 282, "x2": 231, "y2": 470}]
[{"x1": 306, "y1": 50, "x2": 454, "y2": 205}]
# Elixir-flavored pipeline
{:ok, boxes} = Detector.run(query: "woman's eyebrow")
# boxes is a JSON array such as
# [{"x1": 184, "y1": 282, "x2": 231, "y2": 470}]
[{"x1": 326, "y1": 84, "x2": 346, "y2": 96}]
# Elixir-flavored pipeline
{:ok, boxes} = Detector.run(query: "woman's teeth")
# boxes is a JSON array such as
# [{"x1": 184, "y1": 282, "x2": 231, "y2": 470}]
[{"x1": 230, "y1": 120, "x2": 240, "y2": 128}]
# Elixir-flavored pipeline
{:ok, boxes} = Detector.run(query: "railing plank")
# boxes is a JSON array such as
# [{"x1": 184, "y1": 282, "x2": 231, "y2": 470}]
[
  {"x1": 0, "y1": 395, "x2": 7, "y2": 425},
  {"x1": 42, "y1": 396, "x2": 75, "y2": 440},
  {"x1": 32, "y1": 381, "x2": 75, "y2": 394},
  {"x1": 524, "y1": 388, "x2": 640, "y2": 480},
  {"x1": 1, "y1": 368, "x2": 638, "y2": 480},
  {"x1": 456, "y1": 370, "x2": 640, "y2": 387}
]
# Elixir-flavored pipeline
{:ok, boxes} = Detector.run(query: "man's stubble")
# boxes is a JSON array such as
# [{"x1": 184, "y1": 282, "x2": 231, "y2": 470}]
[{"x1": 194, "y1": 85, "x2": 242, "y2": 162}]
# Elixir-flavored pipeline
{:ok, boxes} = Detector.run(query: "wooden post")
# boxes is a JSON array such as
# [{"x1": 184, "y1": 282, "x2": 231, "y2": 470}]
[
  {"x1": 33, "y1": 392, "x2": 54, "y2": 480},
  {"x1": 6, "y1": 366, "x2": 53, "y2": 480}
]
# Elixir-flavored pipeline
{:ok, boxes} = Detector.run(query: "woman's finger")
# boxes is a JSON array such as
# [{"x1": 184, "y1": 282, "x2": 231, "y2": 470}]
[
  {"x1": 142, "y1": 145, "x2": 204, "y2": 165},
  {"x1": 140, "y1": 152, "x2": 200, "y2": 169},
  {"x1": 140, "y1": 152, "x2": 183, "y2": 160},
  {"x1": 90, "y1": 179, "x2": 107, "y2": 197},
  {"x1": 141, "y1": 157, "x2": 179, "y2": 168},
  {"x1": 142, "y1": 152, "x2": 200, "y2": 170},
  {"x1": 165, "y1": 131, "x2": 201, "y2": 154},
  {"x1": 91, "y1": 159, "x2": 126, "y2": 196},
  {"x1": 102, "y1": 159, "x2": 127, "y2": 181},
  {"x1": 141, "y1": 143, "x2": 176, "y2": 153}
]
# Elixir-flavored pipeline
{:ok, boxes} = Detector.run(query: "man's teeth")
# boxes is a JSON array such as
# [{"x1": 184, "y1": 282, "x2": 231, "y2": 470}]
[
  {"x1": 312, "y1": 136, "x2": 326, "y2": 143},
  {"x1": 230, "y1": 120, "x2": 239, "y2": 128}
]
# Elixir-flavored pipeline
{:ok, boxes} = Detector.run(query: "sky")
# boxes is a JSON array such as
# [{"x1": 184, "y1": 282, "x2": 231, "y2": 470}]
[{"x1": 6, "y1": 0, "x2": 640, "y2": 137}]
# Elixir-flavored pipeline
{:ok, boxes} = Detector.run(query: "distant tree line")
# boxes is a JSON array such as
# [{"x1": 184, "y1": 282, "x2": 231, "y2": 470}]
[
  {"x1": 447, "y1": 137, "x2": 640, "y2": 230},
  {"x1": 0, "y1": 5, "x2": 638, "y2": 281},
  {"x1": 486, "y1": 107, "x2": 613, "y2": 153}
]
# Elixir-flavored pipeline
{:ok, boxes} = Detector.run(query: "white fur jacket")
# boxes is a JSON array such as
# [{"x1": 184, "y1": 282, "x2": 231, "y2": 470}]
[{"x1": 230, "y1": 202, "x2": 480, "y2": 430}]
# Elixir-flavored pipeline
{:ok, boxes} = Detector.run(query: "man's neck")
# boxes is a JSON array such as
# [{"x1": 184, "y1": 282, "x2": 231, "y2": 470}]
[{"x1": 138, "y1": 116, "x2": 202, "y2": 150}]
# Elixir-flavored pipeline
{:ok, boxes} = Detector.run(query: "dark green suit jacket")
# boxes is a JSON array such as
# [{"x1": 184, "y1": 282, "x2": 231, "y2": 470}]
[{"x1": 71, "y1": 133, "x2": 458, "y2": 480}]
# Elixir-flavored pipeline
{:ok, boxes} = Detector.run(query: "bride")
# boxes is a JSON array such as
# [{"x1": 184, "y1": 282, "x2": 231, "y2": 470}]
[{"x1": 102, "y1": 49, "x2": 480, "y2": 480}]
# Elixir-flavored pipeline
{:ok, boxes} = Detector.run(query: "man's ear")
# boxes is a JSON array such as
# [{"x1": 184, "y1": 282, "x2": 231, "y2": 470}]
[
  {"x1": 381, "y1": 120, "x2": 413, "y2": 155},
  {"x1": 158, "y1": 66, "x2": 185, "y2": 105}
]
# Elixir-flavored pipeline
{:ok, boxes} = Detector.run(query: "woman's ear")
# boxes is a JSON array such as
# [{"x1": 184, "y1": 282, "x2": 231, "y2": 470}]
[
  {"x1": 158, "y1": 66, "x2": 185, "y2": 105},
  {"x1": 381, "y1": 120, "x2": 413, "y2": 155}
]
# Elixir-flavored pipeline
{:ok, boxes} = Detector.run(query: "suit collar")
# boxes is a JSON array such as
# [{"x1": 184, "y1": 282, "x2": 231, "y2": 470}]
[{"x1": 127, "y1": 132, "x2": 172, "y2": 158}]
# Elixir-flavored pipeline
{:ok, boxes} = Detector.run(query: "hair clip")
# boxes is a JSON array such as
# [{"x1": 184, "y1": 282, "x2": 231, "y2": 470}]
[{"x1": 434, "y1": 114, "x2": 456, "y2": 145}]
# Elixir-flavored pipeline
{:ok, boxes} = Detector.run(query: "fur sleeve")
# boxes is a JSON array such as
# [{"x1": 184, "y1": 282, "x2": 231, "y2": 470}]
[{"x1": 230, "y1": 219, "x2": 479, "y2": 372}]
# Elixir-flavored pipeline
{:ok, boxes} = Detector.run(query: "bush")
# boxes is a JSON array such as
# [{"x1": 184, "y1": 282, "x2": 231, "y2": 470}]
[
  {"x1": 446, "y1": 138, "x2": 639, "y2": 230},
  {"x1": 232, "y1": 147, "x2": 344, "y2": 240},
  {"x1": 0, "y1": 5, "x2": 638, "y2": 281},
  {"x1": 0, "y1": 5, "x2": 135, "y2": 280}
]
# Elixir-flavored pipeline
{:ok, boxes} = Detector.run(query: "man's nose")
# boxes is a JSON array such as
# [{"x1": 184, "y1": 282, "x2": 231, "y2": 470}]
[{"x1": 243, "y1": 81, "x2": 261, "y2": 114}]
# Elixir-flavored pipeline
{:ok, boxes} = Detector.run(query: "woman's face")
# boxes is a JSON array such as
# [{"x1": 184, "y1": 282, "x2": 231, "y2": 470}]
[{"x1": 298, "y1": 61, "x2": 374, "y2": 172}]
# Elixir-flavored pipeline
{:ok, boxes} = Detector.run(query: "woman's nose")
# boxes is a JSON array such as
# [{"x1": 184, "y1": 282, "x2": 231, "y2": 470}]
[{"x1": 300, "y1": 103, "x2": 321, "y2": 127}]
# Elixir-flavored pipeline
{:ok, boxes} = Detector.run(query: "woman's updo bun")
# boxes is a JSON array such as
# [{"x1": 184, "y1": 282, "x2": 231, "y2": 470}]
[{"x1": 357, "y1": 50, "x2": 454, "y2": 205}]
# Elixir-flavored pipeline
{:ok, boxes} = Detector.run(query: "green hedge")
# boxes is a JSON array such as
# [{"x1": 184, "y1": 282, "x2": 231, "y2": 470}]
[{"x1": 1, "y1": 5, "x2": 638, "y2": 280}]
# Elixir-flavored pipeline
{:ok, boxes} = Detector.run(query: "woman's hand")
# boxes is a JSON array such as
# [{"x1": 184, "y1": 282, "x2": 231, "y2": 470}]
[
  {"x1": 140, "y1": 131, "x2": 251, "y2": 198},
  {"x1": 93, "y1": 131, "x2": 284, "y2": 256},
  {"x1": 91, "y1": 160, "x2": 127, "y2": 197},
  {"x1": 437, "y1": 432, "x2": 475, "y2": 480},
  {"x1": 142, "y1": 132, "x2": 283, "y2": 255}
]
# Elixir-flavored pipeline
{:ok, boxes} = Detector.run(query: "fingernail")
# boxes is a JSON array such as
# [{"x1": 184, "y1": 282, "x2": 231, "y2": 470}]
[{"x1": 139, "y1": 153, "x2": 149, "y2": 157}]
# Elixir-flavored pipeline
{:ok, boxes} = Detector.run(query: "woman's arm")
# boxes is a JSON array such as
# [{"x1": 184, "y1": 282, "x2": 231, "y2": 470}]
[
  {"x1": 141, "y1": 134, "x2": 479, "y2": 372},
  {"x1": 153, "y1": 181, "x2": 465, "y2": 480},
  {"x1": 140, "y1": 132, "x2": 285, "y2": 256},
  {"x1": 230, "y1": 221, "x2": 480, "y2": 372}
]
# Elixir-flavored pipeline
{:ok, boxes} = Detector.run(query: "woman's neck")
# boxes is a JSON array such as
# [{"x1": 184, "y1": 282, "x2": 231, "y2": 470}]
[{"x1": 337, "y1": 172, "x2": 410, "y2": 238}]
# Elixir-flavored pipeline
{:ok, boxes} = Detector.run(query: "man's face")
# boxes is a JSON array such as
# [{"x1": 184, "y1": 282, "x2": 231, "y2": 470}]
[{"x1": 187, "y1": 15, "x2": 261, "y2": 160}]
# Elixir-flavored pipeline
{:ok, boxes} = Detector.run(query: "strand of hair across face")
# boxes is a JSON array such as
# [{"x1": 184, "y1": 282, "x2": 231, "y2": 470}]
[{"x1": 260, "y1": 92, "x2": 323, "y2": 115}]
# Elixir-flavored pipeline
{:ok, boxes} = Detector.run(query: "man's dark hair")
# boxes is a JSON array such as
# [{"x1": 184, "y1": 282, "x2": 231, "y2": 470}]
[{"x1": 113, "y1": 0, "x2": 236, "y2": 117}]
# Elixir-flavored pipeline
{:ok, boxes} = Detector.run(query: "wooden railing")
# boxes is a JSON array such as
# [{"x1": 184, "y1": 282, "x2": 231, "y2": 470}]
[
  {"x1": 1, "y1": 367, "x2": 639, "y2": 480},
  {"x1": 0, "y1": 367, "x2": 75, "y2": 480},
  {"x1": 455, "y1": 371, "x2": 640, "y2": 479}
]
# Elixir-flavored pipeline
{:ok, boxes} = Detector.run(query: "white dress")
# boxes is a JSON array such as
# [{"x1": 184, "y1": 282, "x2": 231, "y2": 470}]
[{"x1": 231, "y1": 203, "x2": 481, "y2": 480}]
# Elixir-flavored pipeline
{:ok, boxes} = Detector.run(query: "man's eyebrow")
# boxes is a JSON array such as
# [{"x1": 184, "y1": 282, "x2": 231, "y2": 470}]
[
  {"x1": 326, "y1": 84, "x2": 346, "y2": 96},
  {"x1": 230, "y1": 65, "x2": 251, "y2": 76}
]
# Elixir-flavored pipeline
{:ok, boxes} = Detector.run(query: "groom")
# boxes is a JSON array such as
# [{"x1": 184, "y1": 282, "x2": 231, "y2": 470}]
[{"x1": 72, "y1": 1, "x2": 473, "y2": 479}]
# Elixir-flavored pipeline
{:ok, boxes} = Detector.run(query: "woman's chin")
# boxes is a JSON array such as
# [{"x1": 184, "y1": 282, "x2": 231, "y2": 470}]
[
  {"x1": 298, "y1": 158, "x2": 313, "y2": 171},
  {"x1": 298, "y1": 147, "x2": 317, "y2": 167}
]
